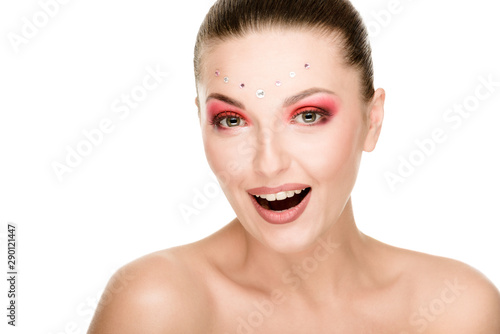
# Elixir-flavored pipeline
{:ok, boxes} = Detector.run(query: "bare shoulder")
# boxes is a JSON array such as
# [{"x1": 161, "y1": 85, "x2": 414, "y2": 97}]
[
  {"x1": 88, "y1": 246, "x2": 213, "y2": 334},
  {"x1": 425, "y1": 256, "x2": 500, "y2": 333},
  {"x1": 390, "y1": 244, "x2": 500, "y2": 333}
]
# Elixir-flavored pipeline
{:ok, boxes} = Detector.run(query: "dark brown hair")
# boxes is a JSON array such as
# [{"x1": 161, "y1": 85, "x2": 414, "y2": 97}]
[{"x1": 194, "y1": 0, "x2": 375, "y2": 102}]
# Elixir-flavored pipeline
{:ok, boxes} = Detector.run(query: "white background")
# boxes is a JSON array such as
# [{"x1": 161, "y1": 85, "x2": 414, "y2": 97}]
[{"x1": 1, "y1": 0, "x2": 499, "y2": 332}]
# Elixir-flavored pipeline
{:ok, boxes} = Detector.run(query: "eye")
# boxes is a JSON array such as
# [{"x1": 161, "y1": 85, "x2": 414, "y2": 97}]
[
  {"x1": 221, "y1": 115, "x2": 244, "y2": 127},
  {"x1": 211, "y1": 111, "x2": 247, "y2": 128},
  {"x1": 292, "y1": 109, "x2": 330, "y2": 125}
]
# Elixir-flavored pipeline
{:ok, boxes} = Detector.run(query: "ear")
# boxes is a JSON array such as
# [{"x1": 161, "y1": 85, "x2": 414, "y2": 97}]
[
  {"x1": 363, "y1": 88, "x2": 385, "y2": 152},
  {"x1": 195, "y1": 96, "x2": 201, "y2": 124}
]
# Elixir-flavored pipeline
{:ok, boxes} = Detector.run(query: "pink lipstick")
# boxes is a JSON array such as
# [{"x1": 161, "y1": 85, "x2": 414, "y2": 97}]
[{"x1": 247, "y1": 184, "x2": 312, "y2": 225}]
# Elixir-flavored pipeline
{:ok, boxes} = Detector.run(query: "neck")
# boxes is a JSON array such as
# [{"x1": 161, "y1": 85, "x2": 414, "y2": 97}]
[{"x1": 236, "y1": 199, "x2": 373, "y2": 302}]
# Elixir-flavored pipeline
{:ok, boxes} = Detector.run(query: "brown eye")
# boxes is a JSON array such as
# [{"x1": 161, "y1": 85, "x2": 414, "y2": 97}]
[
  {"x1": 302, "y1": 112, "x2": 317, "y2": 123},
  {"x1": 219, "y1": 115, "x2": 246, "y2": 128},
  {"x1": 293, "y1": 110, "x2": 324, "y2": 125},
  {"x1": 227, "y1": 116, "x2": 241, "y2": 127}
]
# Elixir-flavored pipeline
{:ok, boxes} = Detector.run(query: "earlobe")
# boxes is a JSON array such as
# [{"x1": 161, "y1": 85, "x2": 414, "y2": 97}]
[
  {"x1": 195, "y1": 96, "x2": 200, "y2": 111},
  {"x1": 363, "y1": 88, "x2": 385, "y2": 152},
  {"x1": 195, "y1": 96, "x2": 201, "y2": 124}
]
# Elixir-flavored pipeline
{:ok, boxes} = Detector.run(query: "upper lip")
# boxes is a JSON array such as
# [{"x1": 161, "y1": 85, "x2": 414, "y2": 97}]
[{"x1": 246, "y1": 183, "x2": 311, "y2": 196}]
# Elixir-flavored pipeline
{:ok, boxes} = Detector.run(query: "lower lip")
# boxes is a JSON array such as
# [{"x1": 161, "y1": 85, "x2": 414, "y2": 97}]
[{"x1": 249, "y1": 190, "x2": 312, "y2": 225}]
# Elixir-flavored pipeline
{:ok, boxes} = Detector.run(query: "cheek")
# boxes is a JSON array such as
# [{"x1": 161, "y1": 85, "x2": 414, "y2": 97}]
[
  {"x1": 203, "y1": 135, "x2": 254, "y2": 188},
  {"x1": 291, "y1": 116, "x2": 362, "y2": 181}
]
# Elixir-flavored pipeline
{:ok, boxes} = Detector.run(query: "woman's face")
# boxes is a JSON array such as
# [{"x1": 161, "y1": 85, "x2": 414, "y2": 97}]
[{"x1": 196, "y1": 29, "x2": 384, "y2": 253}]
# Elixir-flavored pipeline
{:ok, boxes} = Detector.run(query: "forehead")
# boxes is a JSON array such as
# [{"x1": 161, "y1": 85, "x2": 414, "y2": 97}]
[{"x1": 198, "y1": 29, "x2": 358, "y2": 107}]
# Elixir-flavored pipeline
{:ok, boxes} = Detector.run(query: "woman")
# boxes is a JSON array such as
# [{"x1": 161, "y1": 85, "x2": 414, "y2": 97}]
[{"x1": 89, "y1": 0, "x2": 500, "y2": 332}]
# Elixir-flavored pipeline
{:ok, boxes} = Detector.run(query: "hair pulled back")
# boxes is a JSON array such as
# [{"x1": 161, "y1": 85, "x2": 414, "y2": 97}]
[{"x1": 194, "y1": 0, "x2": 375, "y2": 102}]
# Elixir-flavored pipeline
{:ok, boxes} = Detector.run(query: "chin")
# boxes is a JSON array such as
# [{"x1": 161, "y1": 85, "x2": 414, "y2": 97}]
[{"x1": 240, "y1": 206, "x2": 332, "y2": 255}]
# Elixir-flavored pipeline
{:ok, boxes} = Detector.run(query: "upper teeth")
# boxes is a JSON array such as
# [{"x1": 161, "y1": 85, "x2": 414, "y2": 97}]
[{"x1": 256, "y1": 188, "x2": 307, "y2": 202}]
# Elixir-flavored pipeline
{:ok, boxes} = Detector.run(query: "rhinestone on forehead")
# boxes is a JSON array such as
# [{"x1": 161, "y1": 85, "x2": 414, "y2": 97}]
[{"x1": 213, "y1": 62, "x2": 310, "y2": 97}]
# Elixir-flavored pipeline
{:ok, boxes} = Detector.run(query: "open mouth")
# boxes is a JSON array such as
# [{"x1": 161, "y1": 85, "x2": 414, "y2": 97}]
[{"x1": 253, "y1": 188, "x2": 311, "y2": 212}]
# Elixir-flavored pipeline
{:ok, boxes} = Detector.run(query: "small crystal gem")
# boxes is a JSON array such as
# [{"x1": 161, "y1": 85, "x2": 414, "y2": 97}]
[
  {"x1": 276, "y1": 81, "x2": 282, "y2": 87},
  {"x1": 224, "y1": 77, "x2": 229, "y2": 83},
  {"x1": 239, "y1": 83, "x2": 245, "y2": 89},
  {"x1": 256, "y1": 89, "x2": 265, "y2": 98},
  {"x1": 215, "y1": 70, "x2": 220, "y2": 77},
  {"x1": 290, "y1": 72, "x2": 296, "y2": 78}
]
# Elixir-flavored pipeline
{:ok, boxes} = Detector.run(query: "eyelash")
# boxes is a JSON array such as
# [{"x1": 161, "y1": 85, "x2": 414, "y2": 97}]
[
  {"x1": 290, "y1": 109, "x2": 332, "y2": 126},
  {"x1": 209, "y1": 111, "x2": 246, "y2": 128},
  {"x1": 210, "y1": 108, "x2": 333, "y2": 129}
]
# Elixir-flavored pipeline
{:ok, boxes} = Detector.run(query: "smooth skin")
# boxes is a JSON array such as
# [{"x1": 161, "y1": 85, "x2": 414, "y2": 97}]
[{"x1": 88, "y1": 29, "x2": 500, "y2": 333}]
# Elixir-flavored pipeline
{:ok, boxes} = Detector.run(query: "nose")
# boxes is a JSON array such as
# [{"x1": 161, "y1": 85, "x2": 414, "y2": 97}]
[{"x1": 252, "y1": 127, "x2": 291, "y2": 179}]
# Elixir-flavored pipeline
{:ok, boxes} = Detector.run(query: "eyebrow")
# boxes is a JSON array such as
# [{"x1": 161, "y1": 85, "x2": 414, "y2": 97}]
[
  {"x1": 205, "y1": 87, "x2": 336, "y2": 110},
  {"x1": 283, "y1": 88, "x2": 336, "y2": 107},
  {"x1": 206, "y1": 93, "x2": 245, "y2": 109}
]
